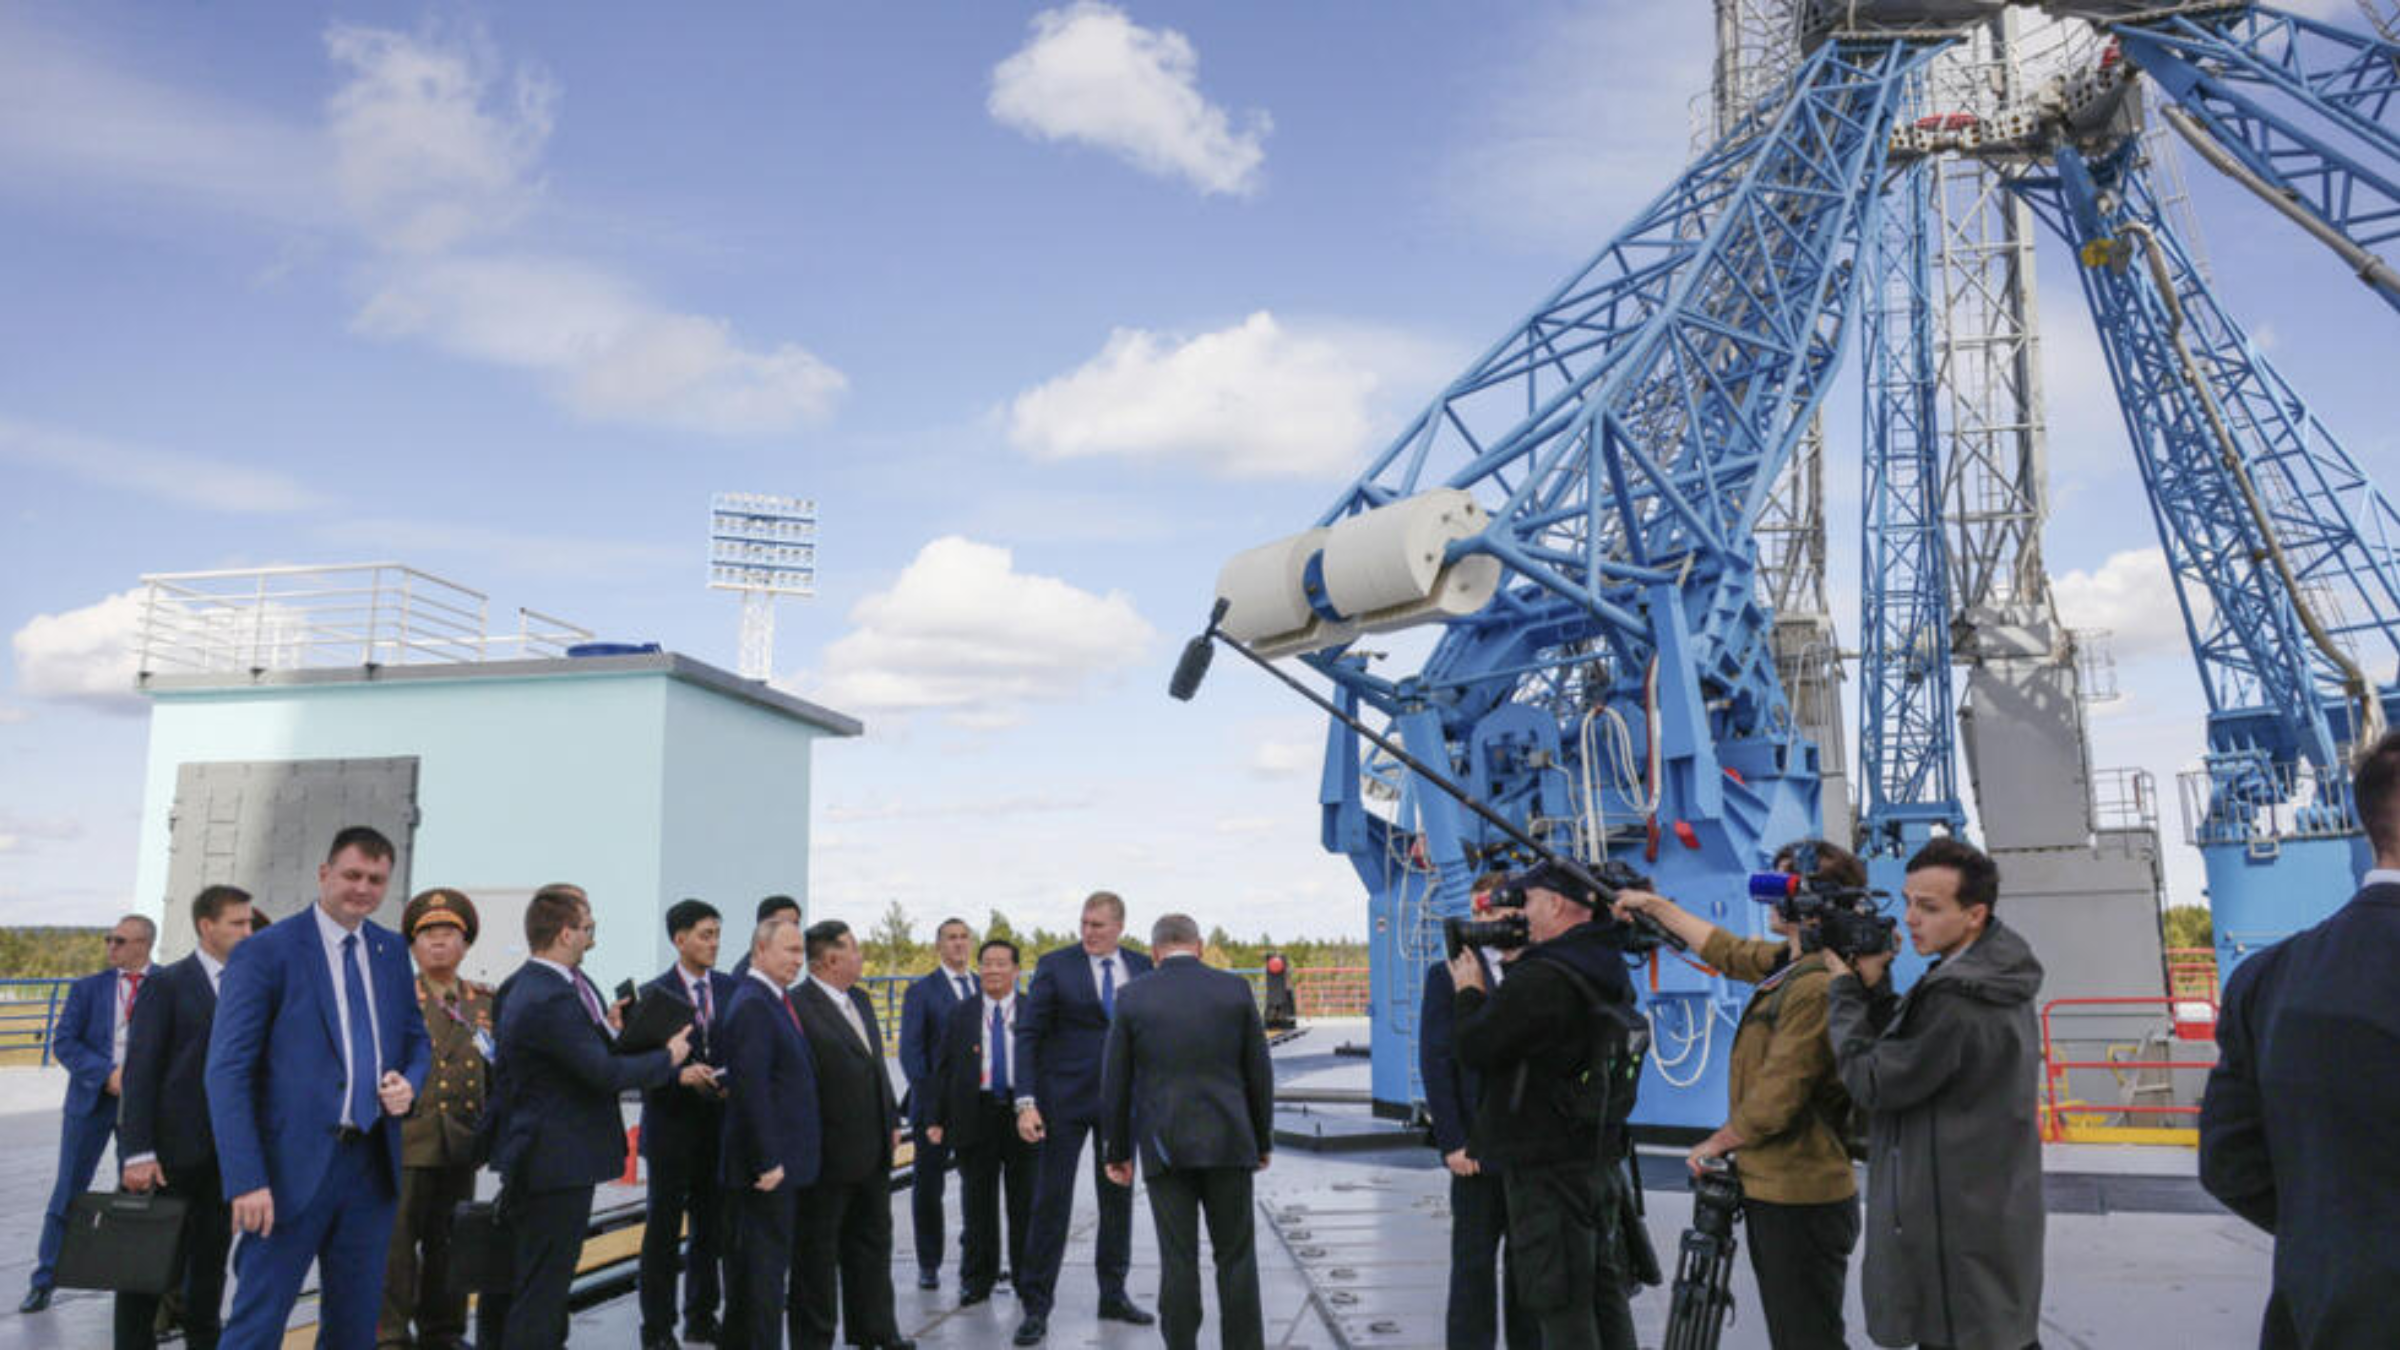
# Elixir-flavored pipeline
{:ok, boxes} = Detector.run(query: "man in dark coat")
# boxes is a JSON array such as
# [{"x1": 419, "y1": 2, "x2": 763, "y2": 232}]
[
  {"x1": 897, "y1": 917, "x2": 978, "y2": 1291},
  {"x1": 1826, "y1": 837, "x2": 2045, "y2": 1350},
  {"x1": 117, "y1": 886, "x2": 251, "y2": 1350},
  {"x1": 717, "y1": 916, "x2": 820, "y2": 1350},
  {"x1": 2201, "y1": 729, "x2": 2400, "y2": 1350},
  {"x1": 924, "y1": 939, "x2": 1038, "y2": 1307},
  {"x1": 638, "y1": 899, "x2": 738, "y2": 1350},
  {"x1": 1100, "y1": 914, "x2": 1274, "y2": 1350}
]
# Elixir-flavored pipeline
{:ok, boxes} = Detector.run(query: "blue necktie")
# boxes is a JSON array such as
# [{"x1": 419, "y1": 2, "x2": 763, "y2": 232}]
[
  {"x1": 341, "y1": 934, "x2": 378, "y2": 1130},
  {"x1": 955, "y1": 974, "x2": 971, "y2": 1001},
  {"x1": 990, "y1": 1004, "x2": 1010, "y2": 1099},
  {"x1": 1099, "y1": 958, "x2": 1116, "y2": 1019}
]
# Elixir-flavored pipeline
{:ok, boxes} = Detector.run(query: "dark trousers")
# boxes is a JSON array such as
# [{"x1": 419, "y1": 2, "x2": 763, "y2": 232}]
[
  {"x1": 502, "y1": 1186, "x2": 594, "y2": 1350},
  {"x1": 721, "y1": 1184, "x2": 795, "y2": 1350},
  {"x1": 32, "y1": 1101, "x2": 116, "y2": 1290},
  {"x1": 908, "y1": 1127, "x2": 950, "y2": 1277},
  {"x1": 1448, "y1": 1170, "x2": 1538, "y2": 1350},
  {"x1": 224, "y1": 1133, "x2": 398, "y2": 1350},
  {"x1": 114, "y1": 1161, "x2": 230, "y2": 1350},
  {"x1": 640, "y1": 1127, "x2": 726, "y2": 1338},
  {"x1": 788, "y1": 1174, "x2": 898, "y2": 1350},
  {"x1": 1743, "y1": 1194, "x2": 1858, "y2": 1350},
  {"x1": 1145, "y1": 1166, "x2": 1262, "y2": 1350},
  {"x1": 377, "y1": 1163, "x2": 476, "y2": 1349},
  {"x1": 1501, "y1": 1160, "x2": 1637, "y2": 1350},
  {"x1": 955, "y1": 1103, "x2": 1038, "y2": 1296},
  {"x1": 1015, "y1": 1112, "x2": 1133, "y2": 1316}
]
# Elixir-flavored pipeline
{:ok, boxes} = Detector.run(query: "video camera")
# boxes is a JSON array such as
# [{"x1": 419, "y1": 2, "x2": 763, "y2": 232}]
[
  {"x1": 1442, "y1": 857, "x2": 1666, "y2": 960},
  {"x1": 1747, "y1": 857, "x2": 1896, "y2": 963}
]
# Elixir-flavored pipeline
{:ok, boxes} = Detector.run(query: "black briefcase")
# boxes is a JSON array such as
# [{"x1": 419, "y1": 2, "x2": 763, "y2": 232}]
[
  {"x1": 56, "y1": 1190, "x2": 188, "y2": 1294},
  {"x1": 447, "y1": 1199, "x2": 514, "y2": 1293}
]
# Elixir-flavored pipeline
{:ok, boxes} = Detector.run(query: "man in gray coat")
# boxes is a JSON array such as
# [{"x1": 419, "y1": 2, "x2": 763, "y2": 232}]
[{"x1": 1825, "y1": 838, "x2": 2045, "y2": 1350}]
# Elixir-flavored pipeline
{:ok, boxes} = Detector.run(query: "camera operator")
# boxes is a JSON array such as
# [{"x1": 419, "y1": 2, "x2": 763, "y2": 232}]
[
  {"x1": 1823, "y1": 837, "x2": 2045, "y2": 1350},
  {"x1": 1446, "y1": 860, "x2": 1649, "y2": 1350},
  {"x1": 1611, "y1": 839, "x2": 1867, "y2": 1350},
  {"x1": 1420, "y1": 872, "x2": 1537, "y2": 1350}
]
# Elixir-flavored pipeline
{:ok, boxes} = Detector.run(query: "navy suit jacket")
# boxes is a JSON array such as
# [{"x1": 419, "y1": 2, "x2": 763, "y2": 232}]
[
  {"x1": 637, "y1": 965, "x2": 737, "y2": 1159},
  {"x1": 1101, "y1": 956, "x2": 1272, "y2": 1173},
  {"x1": 120, "y1": 954, "x2": 221, "y2": 1173},
  {"x1": 51, "y1": 967, "x2": 124, "y2": 1118},
  {"x1": 206, "y1": 909, "x2": 430, "y2": 1214},
  {"x1": 1013, "y1": 945, "x2": 1152, "y2": 1123},
  {"x1": 717, "y1": 976, "x2": 821, "y2": 1190},
  {"x1": 2201, "y1": 882, "x2": 2400, "y2": 1349},
  {"x1": 899, "y1": 965, "x2": 975, "y2": 1126},
  {"x1": 1418, "y1": 953, "x2": 1498, "y2": 1159},
  {"x1": 490, "y1": 960, "x2": 676, "y2": 1195}
]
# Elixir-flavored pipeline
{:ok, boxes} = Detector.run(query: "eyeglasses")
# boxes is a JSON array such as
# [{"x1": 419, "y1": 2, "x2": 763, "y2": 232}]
[{"x1": 105, "y1": 936, "x2": 138, "y2": 947}]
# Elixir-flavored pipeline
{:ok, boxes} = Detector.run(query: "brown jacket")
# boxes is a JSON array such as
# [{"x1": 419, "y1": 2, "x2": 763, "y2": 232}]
[
  {"x1": 1699, "y1": 929, "x2": 1856, "y2": 1205},
  {"x1": 403, "y1": 974, "x2": 494, "y2": 1168}
]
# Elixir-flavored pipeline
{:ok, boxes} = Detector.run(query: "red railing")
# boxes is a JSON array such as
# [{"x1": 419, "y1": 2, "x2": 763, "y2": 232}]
[
  {"x1": 2165, "y1": 946, "x2": 2219, "y2": 1004},
  {"x1": 2037, "y1": 994, "x2": 2218, "y2": 1141}
]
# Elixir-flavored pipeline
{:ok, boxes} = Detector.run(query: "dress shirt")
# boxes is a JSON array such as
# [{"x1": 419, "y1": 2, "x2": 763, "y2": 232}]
[
  {"x1": 980, "y1": 992, "x2": 1017, "y2": 1092},
  {"x1": 111, "y1": 965, "x2": 154, "y2": 1070},
  {"x1": 679, "y1": 963, "x2": 715, "y2": 1027},
  {"x1": 941, "y1": 964, "x2": 974, "y2": 1002},
  {"x1": 2363, "y1": 868, "x2": 2400, "y2": 890},
  {"x1": 809, "y1": 975, "x2": 876, "y2": 1054},
  {"x1": 1088, "y1": 950, "x2": 1124, "y2": 1011},
  {"x1": 1479, "y1": 947, "x2": 1509, "y2": 988},
  {"x1": 314, "y1": 904, "x2": 382, "y2": 1128},
  {"x1": 197, "y1": 950, "x2": 225, "y2": 996},
  {"x1": 530, "y1": 957, "x2": 610, "y2": 1032}
]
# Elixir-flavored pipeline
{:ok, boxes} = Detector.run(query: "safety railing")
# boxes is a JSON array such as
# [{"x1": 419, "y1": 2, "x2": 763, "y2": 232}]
[
  {"x1": 2164, "y1": 946, "x2": 2219, "y2": 1005},
  {"x1": 2091, "y1": 766, "x2": 2159, "y2": 834},
  {"x1": 0, "y1": 979, "x2": 76, "y2": 1066},
  {"x1": 2176, "y1": 759, "x2": 2360, "y2": 849},
  {"x1": 2038, "y1": 995, "x2": 2218, "y2": 1144}
]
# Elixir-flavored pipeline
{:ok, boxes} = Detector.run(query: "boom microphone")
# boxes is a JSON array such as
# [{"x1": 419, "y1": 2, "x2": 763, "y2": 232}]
[{"x1": 1167, "y1": 598, "x2": 1231, "y2": 701}]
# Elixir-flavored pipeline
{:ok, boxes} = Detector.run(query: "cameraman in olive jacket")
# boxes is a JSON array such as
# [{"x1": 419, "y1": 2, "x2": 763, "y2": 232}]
[
  {"x1": 1613, "y1": 840, "x2": 1868, "y2": 1350},
  {"x1": 1446, "y1": 860, "x2": 1648, "y2": 1350}
]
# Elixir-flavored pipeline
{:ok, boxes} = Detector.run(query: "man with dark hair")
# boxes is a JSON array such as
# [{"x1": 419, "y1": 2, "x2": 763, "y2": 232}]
[
  {"x1": 1613, "y1": 840, "x2": 1866, "y2": 1350},
  {"x1": 1825, "y1": 836, "x2": 2045, "y2": 1350},
  {"x1": 1419, "y1": 873, "x2": 1537, "y2": 1350},
  {"x1": 490, "y1": 887, "x2": 690, "y2": 1350},
  {"x1": 116, "y1": 887, "x2": 250, "y2": 1349},
  {"x1": 718, "y1": 917, "x2": 819, "y2": 1350},
  {"x1": 639, "y1": 899, "x2": 736, "y2": 1350},
  {"x1": 789, "y1": 920, "x2": 912, "y2": 1350},
  {"x1": 734, "y1": 896, "x2": 803, "y2": 981},
  {"x1": 209, "y1": 826, "x2": 432, "y2": 1350},
  {"x1": 899, "y1": 916, "x2": 977, "y2": 1290},
  {"x1": 1010, "y1": 892, "x2": 1155, "y2": 1344},
  {"x1": 1102, "y1": 914, "x2": 1273, "y2": 1350},
  {"x1": 2202, "y1": 729, "x2": 2400, "y2": 1348},
  {"x1": 22, "y1": 912, "x2": 154, "y2": 1315},
  {"x1": 380, "y1": 889, "x2": 494, "y2": 1350},
  {"x1": 926, "y1": 938, "x2": 1037, "y2": 1307}
]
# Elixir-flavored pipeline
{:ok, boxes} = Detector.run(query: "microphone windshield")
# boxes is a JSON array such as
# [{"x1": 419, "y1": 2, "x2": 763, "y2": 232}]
[{"x1": 1167, "y1": 632, "x2": 1215, "y2": 701}]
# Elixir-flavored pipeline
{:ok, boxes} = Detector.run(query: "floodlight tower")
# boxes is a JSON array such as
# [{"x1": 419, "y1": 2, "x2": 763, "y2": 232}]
[{"x1": 708, "y1": 492, "x2": 818, "y2": 681}]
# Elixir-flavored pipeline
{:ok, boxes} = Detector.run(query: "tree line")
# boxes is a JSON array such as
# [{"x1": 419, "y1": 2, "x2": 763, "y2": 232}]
[{"x1": 857, "y1": 902, "x2": 1368, "y2": 979}]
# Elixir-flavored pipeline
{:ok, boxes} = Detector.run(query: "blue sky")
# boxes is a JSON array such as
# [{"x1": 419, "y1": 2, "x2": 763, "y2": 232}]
[{"x1": 1, "y1": 1, "x2": 2392, "y2": 941}]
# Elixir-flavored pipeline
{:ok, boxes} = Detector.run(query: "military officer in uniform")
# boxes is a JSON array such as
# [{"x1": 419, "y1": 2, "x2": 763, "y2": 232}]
[{"x1": 378, "y1": 889, "x2": 495, "y2": 1350}]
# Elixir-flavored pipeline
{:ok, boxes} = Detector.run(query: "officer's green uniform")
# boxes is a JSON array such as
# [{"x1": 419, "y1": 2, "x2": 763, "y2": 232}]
[{"x1": 377, "y1": 891, "x2": 493, "y2": 1350}]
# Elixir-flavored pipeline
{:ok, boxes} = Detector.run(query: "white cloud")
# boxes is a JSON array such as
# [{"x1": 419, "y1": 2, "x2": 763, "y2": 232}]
[
  {"x1": 1008, "y1": 311, "x2": 1424, "y2": 479},
  {"x1": 989, "y1": 1, "x2": 1268, "y2": 197},
  {"x1": 11, "y1": 589, "x2": 147, "y2": 713},
  {"x1": 1249, "y1": 739, "x2": 1314, "y2": 781},
  {"x1": 0, "y1": 706, "x2": 28, "y2": 725},
  {"x1": 2053, "y1": 547, "x2": 2200, "y2": 662},
  {"x1": 0, "y1": 417, "x2": 330, "y2": 514},
  {"x1": 0, "y1": 813, "x2": 83, "y2": 856},
  {"x1": 809, "y1": 536, "x2": 1155, "y2": 729},
  {"x1": 325, "y1": 24, "x2": 556, "y2": 255}
]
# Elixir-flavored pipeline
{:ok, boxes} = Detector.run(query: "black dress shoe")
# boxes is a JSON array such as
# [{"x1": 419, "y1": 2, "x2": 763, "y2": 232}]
[
  {"x1": 684, "y1": 1313, "x2": 722, "y2": 1343},
  {"x1": 959, "y1": 1286, "x2": 991, "y2": 1306},
  {"x1": 1097, "y1": 1295, "x2": 1155, "y2": 1325},
  {"x1": 916, "y1": 1267, "x2": 940, "y2": 1290},
  {"x1": 1012, "y1": 1314, "x2": 1047, "y2": 1345},
  {"x1": 17, "y1": 1288, "x2": 50, "y2": 1314},
  {"x1": 640, "y1": 1334, "x2": 677, "y2": 1350}
]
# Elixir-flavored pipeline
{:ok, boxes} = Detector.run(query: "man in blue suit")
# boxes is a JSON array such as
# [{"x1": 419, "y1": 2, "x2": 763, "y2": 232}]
[
  {"x1": 717, "y1": 916, "x2": 820, "y2": 1350},
  {"x1": 2203, "y1": 729, "x2": 2400, "y2": 1350},
  {"x1": 207, "y1": 827, "x2": 431, "y2": 1350},
  {"x1": 117, "y1": 884, "x2": 253, "y2": 1350},
  {"x1": 638, "y1": 898, "x2": 739, "y2": 1350},
  {"x1": 21, "y1": 912, "x2": 156, "y2": 1314},
  {"x1": 1008, "y1": 891, "x2": 1155, "y2": 1345},
  {"x1": 898, "y1": 917, "x2": 978, "y2": 1291}
]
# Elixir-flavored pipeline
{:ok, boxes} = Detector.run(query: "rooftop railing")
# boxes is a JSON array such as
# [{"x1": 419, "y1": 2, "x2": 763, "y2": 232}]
[{"x1": 136, "y1": 563, "x2": 593, "y2": 679}]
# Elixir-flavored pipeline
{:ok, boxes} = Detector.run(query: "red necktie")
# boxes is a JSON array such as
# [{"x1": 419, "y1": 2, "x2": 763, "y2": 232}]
[
  {"x1": 122, "y1": 972, "x2": 144, "y2": 1019},
  {"x1": 782, "y1": 992, "x2": 805, "y2": 1034}
]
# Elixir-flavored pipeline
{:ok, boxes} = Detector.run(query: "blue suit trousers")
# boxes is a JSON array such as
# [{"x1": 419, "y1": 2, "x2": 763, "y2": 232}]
[{"x1": 219, "y1": 1135, "x2": 397, "y2": 1350}]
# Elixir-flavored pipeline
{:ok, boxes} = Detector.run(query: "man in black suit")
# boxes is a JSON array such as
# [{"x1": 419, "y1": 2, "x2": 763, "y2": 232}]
[
  {"x1": 1009, "y1": 891, "x2": 1156, "y2": 1345},
  {"x1": 1101, "y1": 914, "x2": 1273, "y2": 1350},
  {"x1": 489, "y1": 886, "x2": 690, "y2": 1350},
  {"x1": 897, "y1": 917, "x2": 977, "y2": 1291},
  {"x1": 115, "y1": 884, "x2": 252, "y2": 1350},
  {"x1": 924, "y1": 939, "x2": 1037, "y2": 1308},
  {"x1": 788, "y1": 921, "x2": 913, "y2": 1350},
  {"x1": 718, "y1": 917, "x2": 820, "y2": 1350},
  {"x1": 639, "y1": 899, "x2": 739, "y2": 1350},
  {"x1": 732, "y1": 896, "x2": 801, "y2": 982},
  {"x1": 2203, "y1": 729, "x2": 2400, "y2": 1349}
]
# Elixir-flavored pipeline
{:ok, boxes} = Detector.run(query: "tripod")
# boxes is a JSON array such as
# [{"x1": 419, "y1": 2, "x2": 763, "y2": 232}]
[{"x1": 1661, "y1": 1159, "x2": 1742, "y2": 1350}]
